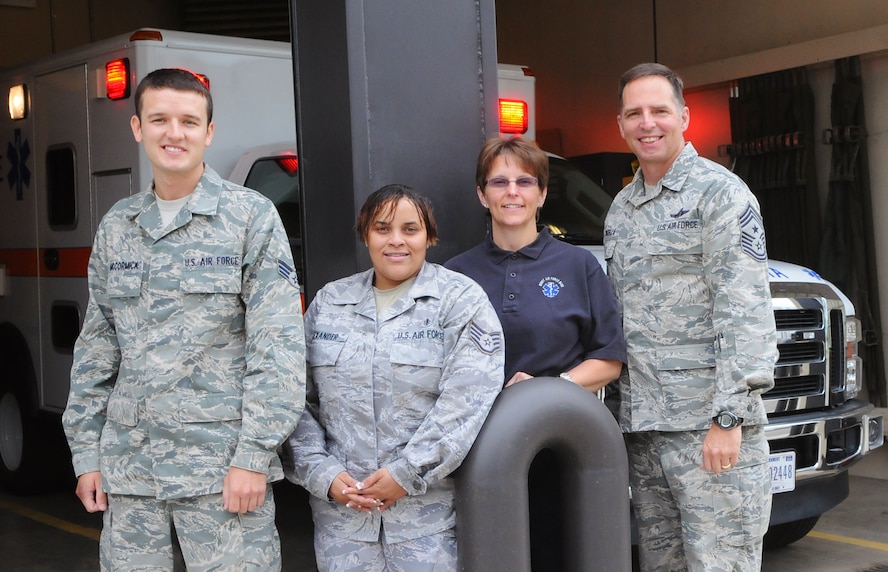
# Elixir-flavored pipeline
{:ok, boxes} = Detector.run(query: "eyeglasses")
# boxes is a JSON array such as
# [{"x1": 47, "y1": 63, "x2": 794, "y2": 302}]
[{"x1": 484, "y1": 176, "x2": 539, "y2": 189}]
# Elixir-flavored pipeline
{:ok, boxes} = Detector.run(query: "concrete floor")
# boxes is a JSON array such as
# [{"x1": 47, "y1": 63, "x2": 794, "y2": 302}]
[{"x1": 1, "y1": 473, "x2": 886, "y2": 571}]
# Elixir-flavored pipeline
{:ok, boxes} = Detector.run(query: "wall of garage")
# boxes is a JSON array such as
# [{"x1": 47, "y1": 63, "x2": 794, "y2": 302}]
[
  {"x1": 495, "y1": 0, "x2": 888, "y2": 157},
  {"x1": 0, "y1": 0, "x2": 181, "y2": 68},
  {"x1": 0, "y1": 0, "x2": 289, "y2": 70}
]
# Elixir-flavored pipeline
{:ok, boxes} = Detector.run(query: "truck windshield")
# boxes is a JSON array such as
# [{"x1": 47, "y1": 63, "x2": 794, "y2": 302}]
[{"x1": 541, "y1": 156, "x2": 613, "y2": 245}]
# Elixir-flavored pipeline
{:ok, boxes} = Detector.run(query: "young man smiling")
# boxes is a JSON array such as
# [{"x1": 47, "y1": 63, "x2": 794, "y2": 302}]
[{"x1": 63, "y1": 68, "x2": 306, "y2": 570}]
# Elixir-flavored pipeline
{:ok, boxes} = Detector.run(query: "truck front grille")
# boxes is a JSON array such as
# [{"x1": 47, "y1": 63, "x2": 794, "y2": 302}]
[
  {"x1": 774, "y1": 308, "x2": 822, "y2": 330},
  {"x1": 777, "y1": 342, "x2": 823, "y2": 363},
  {"x1": 766, "y1": 375, "x2": 822, "y2": 399},
  {"x1": 767, "y1": 296, "x2": 839, "y2": 410}
]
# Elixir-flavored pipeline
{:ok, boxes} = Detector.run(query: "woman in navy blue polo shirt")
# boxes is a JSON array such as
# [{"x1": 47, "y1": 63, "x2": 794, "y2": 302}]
[
  {"x1": 446, "y1": 136, "x2": 625, "y2": 389},
  {"x1": 445, "y1": 136, "x2": 626, "y2": 571}
]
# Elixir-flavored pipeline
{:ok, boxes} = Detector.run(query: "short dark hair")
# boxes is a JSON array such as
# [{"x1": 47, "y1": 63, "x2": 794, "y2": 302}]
[
  {"x1": 355, "y1": 184, "x2": 438, "y2": 245},
  {"x1": 134, "y1": 68, "x2": 213, "y2": 122},
  {"x1": 475, "y1": 136, "x2": 549, "y2": 190},
  {"x1": 618, "y1": 63, "x2": 685, "y2": 110}
]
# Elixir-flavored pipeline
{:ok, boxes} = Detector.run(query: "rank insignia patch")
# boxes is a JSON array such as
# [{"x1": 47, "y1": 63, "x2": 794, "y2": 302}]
[
  {"x1": 470, "y1": 322, "x2": 502, "y2": 355},
  {"x1": 278, "y1": 259, "x2": 301, "y2": 289},
  {"x1": 739, "y1": 203, "x2": 767, "y2": 261}
]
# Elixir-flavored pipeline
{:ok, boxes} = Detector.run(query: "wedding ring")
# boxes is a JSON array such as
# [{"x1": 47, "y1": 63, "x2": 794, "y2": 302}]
[{"x1": 721, "y1": 463, "x2": 731, "y2": 469}]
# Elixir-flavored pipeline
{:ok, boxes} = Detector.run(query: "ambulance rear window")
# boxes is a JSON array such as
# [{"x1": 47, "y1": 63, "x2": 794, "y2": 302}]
[{"x1": 46, "y1": 146, "x2": 77, "y2": 229}]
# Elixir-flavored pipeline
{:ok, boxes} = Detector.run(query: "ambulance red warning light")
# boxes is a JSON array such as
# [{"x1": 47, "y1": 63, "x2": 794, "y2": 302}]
[
  {"x1": 495, "y1": 64, "x2": 536, "y2": 141},
  {"x1": 105, "y1": 58, "x2": 130, "y2": 100},
  {"x1": 499, "y1": 99, "x2": 528, "y2": 134}
]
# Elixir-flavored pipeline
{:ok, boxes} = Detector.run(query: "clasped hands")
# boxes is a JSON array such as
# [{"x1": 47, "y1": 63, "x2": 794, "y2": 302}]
[{"x1": 330, "y1": 468, "x2": 407, "y2": 513}]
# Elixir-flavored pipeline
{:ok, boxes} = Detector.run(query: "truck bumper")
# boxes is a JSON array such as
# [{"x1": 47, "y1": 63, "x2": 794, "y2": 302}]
[{"x1": 764, "y1": 398, "x2": 884, "y2": 525}]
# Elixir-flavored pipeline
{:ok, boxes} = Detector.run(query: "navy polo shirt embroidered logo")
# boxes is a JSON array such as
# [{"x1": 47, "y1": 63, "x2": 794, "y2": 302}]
[
  {"x1": 539, "y1": 276, "x2": 564, "y2": 298},
  {"x1": 278, "y1": 259, "x2": 301, "y2": 288},
  {"x1": 469, "y1": 322, "x2": 502, "y2": 355},
  {"x1": 739, "y1": 203, "x2": 767, "y2": 261}
]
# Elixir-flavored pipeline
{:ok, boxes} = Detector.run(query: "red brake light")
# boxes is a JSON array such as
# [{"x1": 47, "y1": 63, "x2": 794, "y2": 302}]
[
  {"x1": 276, "y1": 156, "x2": 299, "y2": 174},
  {"x1": 499, "y1": 99, "x2": 528, "y2": 134},
  {"x1": 106, "y1": 59, "x2": 130, "y2": 100},
  {"x1": 192, "y1": 73, "x2": 210, "y2": 91}
]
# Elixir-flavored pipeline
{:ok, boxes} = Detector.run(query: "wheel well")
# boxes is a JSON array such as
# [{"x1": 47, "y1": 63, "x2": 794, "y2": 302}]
[{"x1": 0, "y1": 323, "x2": 39, "y2": 417}]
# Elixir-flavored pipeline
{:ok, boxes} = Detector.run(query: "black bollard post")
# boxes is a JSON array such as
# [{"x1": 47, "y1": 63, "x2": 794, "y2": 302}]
[{"x1": 455, "y1": 377, "x2": 630, "y2": 571}]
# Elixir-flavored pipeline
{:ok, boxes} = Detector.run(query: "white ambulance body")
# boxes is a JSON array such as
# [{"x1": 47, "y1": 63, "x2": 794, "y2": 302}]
[{"x1": 0, "y1": 28, "x2": 296, "y2": 492}]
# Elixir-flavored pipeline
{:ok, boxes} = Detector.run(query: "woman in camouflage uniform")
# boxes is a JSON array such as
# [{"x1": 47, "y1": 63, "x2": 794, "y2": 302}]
[{"x1": 285, "y1": 184, "x2": 504, "y2": 571}]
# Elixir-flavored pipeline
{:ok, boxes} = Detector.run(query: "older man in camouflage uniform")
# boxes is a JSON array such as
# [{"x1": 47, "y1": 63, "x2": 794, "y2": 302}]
[
  {"x1": 604, "y1": 63, "x2": 778, "y2": 571},
  {"x1": 63, "y1": 68, "x2": 305, "y2": 571}
]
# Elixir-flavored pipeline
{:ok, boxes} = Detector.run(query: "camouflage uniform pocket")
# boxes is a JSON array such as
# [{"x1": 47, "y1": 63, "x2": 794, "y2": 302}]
[
  {"x1": 177, "y1": 394, "x2": 242, "y2": 423},
  {"x1": 656, "y1": 343, "x2": 716, "y2": 413},
  {"x1": 106, "y1": 395, "x2": 140, "y2": 427}
]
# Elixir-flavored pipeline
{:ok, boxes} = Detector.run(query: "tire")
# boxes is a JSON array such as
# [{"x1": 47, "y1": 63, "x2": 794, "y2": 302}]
[
  {"x1": 764, "y1": 515, "x2": 821, "y2": 549},
  {"x1": 0, "y1": 328, "x2": 74, "y2": 495},
  {"x1": 0, "y1": 389, "x2": 45, "y2": 494}
]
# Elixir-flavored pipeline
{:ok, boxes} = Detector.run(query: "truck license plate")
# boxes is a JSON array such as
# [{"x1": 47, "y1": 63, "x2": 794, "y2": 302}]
[{"x1": 769, "y1": 451, "x2": 796, "y2": 493}]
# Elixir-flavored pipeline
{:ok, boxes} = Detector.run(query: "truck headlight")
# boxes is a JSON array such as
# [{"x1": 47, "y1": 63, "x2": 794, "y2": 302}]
[{"x1": 844, "y1": 317, "x2": 862, "y2": 399}]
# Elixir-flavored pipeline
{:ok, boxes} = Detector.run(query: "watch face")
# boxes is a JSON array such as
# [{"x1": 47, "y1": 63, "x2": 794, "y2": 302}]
[{"x1": 717, "y1": 412, "x2": 740, "y2": 429}]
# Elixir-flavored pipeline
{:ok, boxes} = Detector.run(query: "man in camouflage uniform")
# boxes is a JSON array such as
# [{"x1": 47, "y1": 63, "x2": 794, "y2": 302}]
[
  {"x1": 62, "y1": 68, "x2": 305, "y2": 571},
  {"x1": 285, "y1": 185, "x2": 504, "y2": 571},
  {"x1": 604, "y1": 63, "x2": 778, "y2": 571}
]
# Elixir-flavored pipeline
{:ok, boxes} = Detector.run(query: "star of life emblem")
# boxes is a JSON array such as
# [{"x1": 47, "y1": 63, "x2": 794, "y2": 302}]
[
  {"x1": 539, "y1": 276, "x2": 564, "y2": 299},
  {"x1": 470, "y1": 322, "x2": 502, "y2": 355},
  {"x1": 739, "y1": 203, "x2": 767, "y2": 261}
]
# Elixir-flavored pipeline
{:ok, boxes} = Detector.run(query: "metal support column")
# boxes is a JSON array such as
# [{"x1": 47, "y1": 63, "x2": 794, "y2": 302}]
[{"x1": 289, "y1": 0, "x2": 499, "y2": 302}]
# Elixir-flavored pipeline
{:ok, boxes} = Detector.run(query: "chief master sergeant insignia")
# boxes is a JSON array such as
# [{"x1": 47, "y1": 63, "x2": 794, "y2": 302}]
[
  {"x1": 739, "y1": 202, "x2": 767, "y2": 262},
  {"x1": 278, "y1": 259, "x2": 301, "y2": 289},
  {"x1": 469, "y1": 322, "x2": 502, "y2": 355}
]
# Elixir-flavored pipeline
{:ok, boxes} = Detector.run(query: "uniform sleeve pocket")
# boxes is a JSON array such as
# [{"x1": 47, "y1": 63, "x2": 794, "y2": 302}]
[
  {"x1": 106, "y1": 395, "x2": 139, "y2": 427},
  {"x1": 178, "y1": 394, "x2": 242, "y2": 423},
  {"x1": 656, "y1": 343, "x2": 717, "y2": 411},
  {"x1": 656, "y1": 343, "x2": 716, "y2": 370}
]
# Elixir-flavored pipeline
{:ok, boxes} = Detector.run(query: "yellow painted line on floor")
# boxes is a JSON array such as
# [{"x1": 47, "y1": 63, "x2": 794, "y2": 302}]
[
  {"x1": 0, "y1": 498, "x2": 101, "y2": 541},
  {"x1": 809, "y1": 530, "x2": 888, "y2": 552}
]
